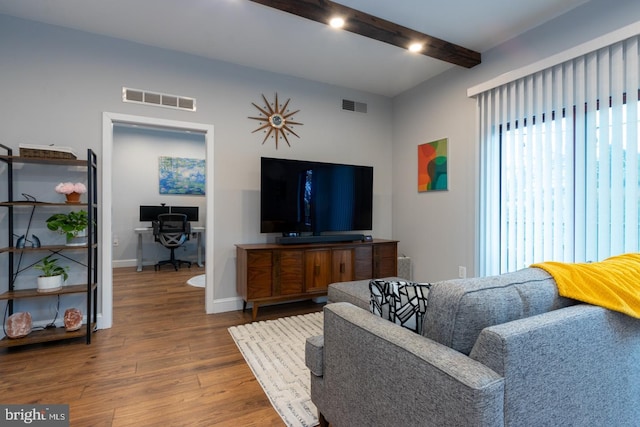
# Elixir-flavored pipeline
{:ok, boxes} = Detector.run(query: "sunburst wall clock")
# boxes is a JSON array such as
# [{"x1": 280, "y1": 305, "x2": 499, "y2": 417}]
[{"x1": 249, "y1": 93, "x2": 303, "y2": 149}]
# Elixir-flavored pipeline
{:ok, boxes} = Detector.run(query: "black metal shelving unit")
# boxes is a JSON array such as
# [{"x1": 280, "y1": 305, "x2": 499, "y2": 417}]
[{"x1": 0, "y1": 145, "x2": 98, "y2": 347}]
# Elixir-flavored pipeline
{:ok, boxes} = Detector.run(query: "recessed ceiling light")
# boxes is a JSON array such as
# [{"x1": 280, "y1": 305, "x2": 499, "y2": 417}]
[
  {"x1": 329, "y1": 17, "x2": 345, "y2": 28},
  {"x1": 408, "y1": 43, "x2": 423, "y2": 53}
]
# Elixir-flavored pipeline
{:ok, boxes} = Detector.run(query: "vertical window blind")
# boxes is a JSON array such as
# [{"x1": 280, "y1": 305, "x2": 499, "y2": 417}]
[{"x1": 476, "y1": 35, "x2": 640, "y2": 276}]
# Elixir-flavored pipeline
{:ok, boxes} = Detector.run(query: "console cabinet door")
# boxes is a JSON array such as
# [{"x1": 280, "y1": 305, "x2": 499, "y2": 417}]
[
  {"x1": 373, "y1": 242, "x2": 398, "y2": 278},
  {"x1": 305, "y1": 249, "x2": 332, "y2": 292},
  {"x1": 332, "y1": 249, "x2": 353, "y2": 283},
  {"x1": 353, "y1": 245, "x2": 373, "y2": 280},
  {"x1": 275, "y1": 250, "x2": 304, "y2": 295},
  {"x1": 246, "y1": 251, "x2": 273, "y2": 298}
]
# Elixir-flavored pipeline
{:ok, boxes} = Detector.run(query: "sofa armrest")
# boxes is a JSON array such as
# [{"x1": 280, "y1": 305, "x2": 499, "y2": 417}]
[
  {"x1": 314, "y1": 302, "x2": 504, "y2": 427},
  {"x1": 305, "y1": 335, "x2": 324, "y2": 376},
  {"x1": 470, "y1": 304, "x2": 640, "y2": 425}
]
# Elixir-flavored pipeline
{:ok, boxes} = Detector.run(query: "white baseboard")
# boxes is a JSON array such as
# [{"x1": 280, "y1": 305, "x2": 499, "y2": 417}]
[
  {"x1": 210, "y1": 296, "x2": 245, "y2": 314},
  {"x1": 95, "y1": 313, "x2": 107, "y2": 330},
  {"x1": 112, "y1": 259, "x2": 138, "y2": 268}
]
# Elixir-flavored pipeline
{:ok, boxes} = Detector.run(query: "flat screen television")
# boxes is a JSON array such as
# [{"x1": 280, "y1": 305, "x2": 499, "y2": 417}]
[{"x1": 260, "y1": 157, "x2": 373, "y2": 237}]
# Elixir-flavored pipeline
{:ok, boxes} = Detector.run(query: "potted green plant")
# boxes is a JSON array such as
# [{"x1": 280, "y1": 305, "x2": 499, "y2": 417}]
[
  {"x1": 46, "y1": 210, "x2": 89, "y2": 245},
  {"x1": 34, "y1": 255, "x2": 69, "y2": 292}
]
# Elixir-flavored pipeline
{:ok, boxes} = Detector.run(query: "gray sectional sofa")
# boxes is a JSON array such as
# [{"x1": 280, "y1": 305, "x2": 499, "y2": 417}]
[{"x1": 305, "y1": 267, "x2": 640, "y2": 426}]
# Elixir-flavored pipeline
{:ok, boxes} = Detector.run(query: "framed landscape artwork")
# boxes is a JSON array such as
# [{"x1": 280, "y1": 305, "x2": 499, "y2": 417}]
[
  {"x1": 418, "y1": 138, "x2": 448, "y2": 192},
  {"x1": 159, "y1": 156, "x2": 205, "y2": 195}
]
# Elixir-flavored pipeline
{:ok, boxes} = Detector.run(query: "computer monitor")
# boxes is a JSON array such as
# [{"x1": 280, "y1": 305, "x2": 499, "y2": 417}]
[
  {"x1": 170, "y1": 206, "x2": 199, "y2": 222},
  {"x1": 139, "y1": 205, "x2": 170, "y2": 222}
]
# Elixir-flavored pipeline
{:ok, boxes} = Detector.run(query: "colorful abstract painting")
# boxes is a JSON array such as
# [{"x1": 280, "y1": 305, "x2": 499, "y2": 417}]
[
  {"x1": 159, "y1": 157, "x2": 205, "y2": 195},
  {"x1": 418, "y1": 139, "x2": 448, "y2": 192}
]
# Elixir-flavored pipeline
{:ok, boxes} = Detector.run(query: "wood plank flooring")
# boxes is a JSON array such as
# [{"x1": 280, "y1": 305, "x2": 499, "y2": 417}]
[{"x1": 0, "y1": 266, "x2": 324, "y2": 426}]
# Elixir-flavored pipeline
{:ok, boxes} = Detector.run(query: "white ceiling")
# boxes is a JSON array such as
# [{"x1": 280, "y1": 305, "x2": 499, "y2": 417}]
[{"x1": 0, "y1": 0, "x2": 589, "y2": 97}]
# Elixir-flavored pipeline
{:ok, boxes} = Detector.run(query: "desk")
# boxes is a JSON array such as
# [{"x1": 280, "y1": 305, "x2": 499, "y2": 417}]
[{"x1": 134, "y1": 226, "x2": 204, "y2": 272}]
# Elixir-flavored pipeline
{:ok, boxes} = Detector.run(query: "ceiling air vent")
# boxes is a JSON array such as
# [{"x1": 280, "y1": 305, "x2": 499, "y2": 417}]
[
  {"x1": 342, "y1": 99, "x2": 367, "y2": 113},
  {"x1": 122, "y1": 87, "x2": 196, "y2": 112}
]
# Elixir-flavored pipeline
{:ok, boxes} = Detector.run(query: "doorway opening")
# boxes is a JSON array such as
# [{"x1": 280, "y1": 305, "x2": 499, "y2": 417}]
[{"x1": 101, "y1": 112, "x2": 214, "y2": 329}]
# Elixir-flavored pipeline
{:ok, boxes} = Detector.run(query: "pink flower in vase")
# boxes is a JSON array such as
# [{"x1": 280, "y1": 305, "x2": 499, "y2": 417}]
[{"x1": 55, "y1": 182, "x2": 87, "y2": 195}]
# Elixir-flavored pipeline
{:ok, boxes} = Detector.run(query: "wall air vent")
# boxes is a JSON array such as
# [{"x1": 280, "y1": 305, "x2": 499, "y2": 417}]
[
  {"x1": 122, "y1": 87, "x2": 196, "y2": 112},
  {"x1": 342, "y1": 99, "x2": 367, "y2": 113}
]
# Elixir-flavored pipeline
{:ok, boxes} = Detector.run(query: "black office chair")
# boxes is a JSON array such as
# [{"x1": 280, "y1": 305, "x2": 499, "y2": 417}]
[{"x1": 153, "y1": 213, "x2": 192, "y2": 271}]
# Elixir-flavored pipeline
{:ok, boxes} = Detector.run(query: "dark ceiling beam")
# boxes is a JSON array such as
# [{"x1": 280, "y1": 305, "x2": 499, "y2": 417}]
[{"x1": 248, "y1": 0, "x2": 481, "y2": 68}]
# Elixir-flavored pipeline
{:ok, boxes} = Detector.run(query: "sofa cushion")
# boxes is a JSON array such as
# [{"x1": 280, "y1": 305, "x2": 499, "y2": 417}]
[
  {"x1": 369, "y1": 279, "x2": 432, "y2": 334},
  {"x1": 422, "y1": 267, "x2": 578, "y2": 355}
]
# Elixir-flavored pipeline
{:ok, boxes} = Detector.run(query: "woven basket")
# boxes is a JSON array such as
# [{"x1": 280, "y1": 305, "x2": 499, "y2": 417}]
[{"x1": 20, "y1": 147, "x2": 77, "y2": 160}]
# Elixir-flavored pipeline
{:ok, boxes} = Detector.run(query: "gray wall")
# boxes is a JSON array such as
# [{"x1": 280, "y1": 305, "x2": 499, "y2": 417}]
[
  {"x1": 392, "y1": 0, "x2": 640, "y2": 282},
  {"x1": 0, "y1": 13, "x2": 393, "y2": 324}
]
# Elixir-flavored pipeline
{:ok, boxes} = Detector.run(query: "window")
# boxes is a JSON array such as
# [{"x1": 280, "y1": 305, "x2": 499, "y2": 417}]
[{"x1": 477, "y1": 37, "x2": 640, "y2": 275}]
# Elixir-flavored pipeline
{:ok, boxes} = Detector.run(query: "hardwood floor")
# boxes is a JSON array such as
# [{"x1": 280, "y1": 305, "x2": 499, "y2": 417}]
[{"x1": 0, "y1": 266, "x2": 324, "y2": 426}]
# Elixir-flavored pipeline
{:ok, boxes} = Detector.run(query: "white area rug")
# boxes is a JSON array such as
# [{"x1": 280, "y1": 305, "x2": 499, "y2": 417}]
[
  {"x1": 186, "y1": 274, "x2": 205, "y2": 288},
  {"x1": 228, "y1": 312, "x2": 323, "y2": 427}
]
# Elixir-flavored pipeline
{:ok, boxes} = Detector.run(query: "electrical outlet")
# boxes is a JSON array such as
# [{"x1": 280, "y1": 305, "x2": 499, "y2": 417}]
[{"x1": 458, "y1": 266, "x2": 467, "y2": 279}]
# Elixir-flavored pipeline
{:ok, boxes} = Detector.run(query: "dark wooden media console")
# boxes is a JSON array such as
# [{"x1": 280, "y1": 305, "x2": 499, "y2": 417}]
[{"x1": 236, "y1": 239, "x2": 398, "y2": 320}]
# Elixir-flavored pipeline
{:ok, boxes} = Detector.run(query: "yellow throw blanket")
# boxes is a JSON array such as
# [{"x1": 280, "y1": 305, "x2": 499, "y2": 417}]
[{"x1": 531, "y1": 253, "x2": 640, "y2": 318}]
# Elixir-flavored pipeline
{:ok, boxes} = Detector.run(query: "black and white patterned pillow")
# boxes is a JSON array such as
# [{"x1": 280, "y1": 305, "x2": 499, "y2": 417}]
[{"x1": 369, "y1": 279, "x2": 432, "y2": 334}]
